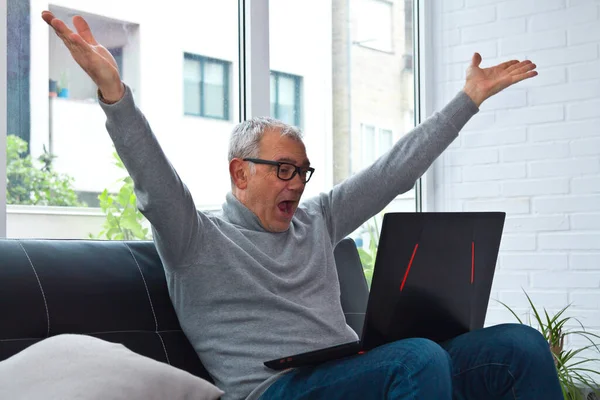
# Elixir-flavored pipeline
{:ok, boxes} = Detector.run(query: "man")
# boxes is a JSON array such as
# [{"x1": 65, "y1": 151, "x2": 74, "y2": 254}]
[{"x1": 42, "y1": 11, "x2": 563, "y2": 400}]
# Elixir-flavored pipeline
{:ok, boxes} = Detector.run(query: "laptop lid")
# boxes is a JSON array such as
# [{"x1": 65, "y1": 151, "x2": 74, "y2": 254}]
[{"x1": 360, "y1": 212, "x2": 505, "y2": 350}]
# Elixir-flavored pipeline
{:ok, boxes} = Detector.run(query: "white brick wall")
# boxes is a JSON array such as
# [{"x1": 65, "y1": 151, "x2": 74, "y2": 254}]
[{"x1": 431, "y1": 0, "x2": 600, "y2": 374}]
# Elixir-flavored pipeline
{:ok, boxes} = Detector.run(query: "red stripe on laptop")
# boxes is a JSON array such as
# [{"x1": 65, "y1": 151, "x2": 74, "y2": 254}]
[
  {"x1": 471, "y1": 241, "x2": 475, "y2": 284},
  {"x1": 400, "y1": 244, "x2": 419, "y2": 291}
]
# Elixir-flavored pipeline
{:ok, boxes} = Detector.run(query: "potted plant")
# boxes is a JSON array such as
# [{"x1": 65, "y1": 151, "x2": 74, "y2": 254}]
[
  {"x1": 90, "y1": 150, "x2": 151, "y2": 241},
  {"x1": 498, "y1": 292, "x2": 600, "y2": 399},
  {"x1": 6, "y1": 134, "x2": 83, "y2": 206}
]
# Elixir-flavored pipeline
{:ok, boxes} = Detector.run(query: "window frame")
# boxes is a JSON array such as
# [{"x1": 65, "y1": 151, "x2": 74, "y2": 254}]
[
  {"x1": 270, "y1": 70, "x2": 302, "y2": 127},
  {"x1": 414, "y1": 0, "x2": 432, "y2": 212},
  {"x1": 0, "y1": 0, "x2": 424, "y2": 238},
  {"x1": 0, "y1": 0, "x2": 7, "y2": 236},
  {"x1": 183, "y1": 52, "x2": 231, "y2": 121}
]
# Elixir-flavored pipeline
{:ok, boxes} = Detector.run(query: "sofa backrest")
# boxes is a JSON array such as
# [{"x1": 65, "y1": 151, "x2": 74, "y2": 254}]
[{"x1": 0, "y1": 238, "x2": 368, "y2": 382}]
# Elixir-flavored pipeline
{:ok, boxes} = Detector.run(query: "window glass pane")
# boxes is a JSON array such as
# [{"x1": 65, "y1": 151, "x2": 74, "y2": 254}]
[
  {"x1": 356, "y1": 0, "x2": 393, "y2": 53},
  {"x1": 270, "y1": 0, "x2": 416, "y2": 288},
  {"x1": 277, "y1": 76, "x2": 296, "y2": 106},
  {"x1": 379, "y1": 129, "x2": 393, "y2": 154},
  {"x1": 6, "y1": 0, "x2": 239, "y2": 239},
  {"x1": 108, "y1": 48, "x2": 124, "y2": 74},
  {"x1": 203, "y1": 61, "x2": 226, "y2": 118},
  {"x1": 183, "y1": 57, "x2": 201, "y2": 115},
  {"x1": 361, "y1": 124, "x2": 376, "y2": 168},
  {"x1": 184, "y1": 57, "x2": 202, "y2": 82},
  {"x1": 270, "y1": 72, "x2": 301, "y2": 126},
  {"x1": 203, "y1": 61, "x2": 224, "y2": 85},
  {"x1": 276, "y1": 75, "x2": 296, "y2": 125}
]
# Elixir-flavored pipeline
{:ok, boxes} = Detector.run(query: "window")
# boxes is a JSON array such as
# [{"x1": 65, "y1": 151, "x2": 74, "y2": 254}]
[
  {"x1": 270, "y1": 71, "x2": 302, "y2": 127},
  {"x1": 269, "y1": 0, "x2": 417, "y2": 269},
  {"x1": 360, "y1": 124, "x2": 394, "y2": 169},
  {"x1": 184, "y1": 54, "x2": 231, "y2": 120},
  {"x1": 3, "y1": 0, "x2": 416, "y2": 245},
  {"x1": 4, "y1": 0, "x2": 240, "y2": 239},
  {"x1": 108, "y1": 47, "x2": 124, "y2": 75},
  {"x1": 354, "y1": 0, "x2": 394, "y2": 53}
]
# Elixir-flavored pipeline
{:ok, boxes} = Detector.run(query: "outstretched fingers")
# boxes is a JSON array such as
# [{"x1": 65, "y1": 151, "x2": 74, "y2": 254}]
[
  {"x1": 43, "y1": 12, "x2": 76, "y2": 48},
  {"x1": 41, "y1": 11, "x2": 56, "y2": 26},
  {"x1": 497, "y1": 60, "x2": 520, "y2": 70},
  {"x1": 68, "y1": 33, "x2": 95, "y2": 58},
  {"x1": 511, "y1": 70, "x2": 538, "y2": 84},
  {"x1": 510, "y1": 61, "x2": 537, "y2": 76},
  {"x1": 506, "y1": 60, "x2": 533, "y2": 73},
  {"x1": 42, "y1": 12, "x2": 93, "y2": 58},
  {"x1": 46, "y1": 14, "x2": 74, "y2": 37},
  {"x1": 73, "y1": 15, "x2": 98, "y2": 45}
]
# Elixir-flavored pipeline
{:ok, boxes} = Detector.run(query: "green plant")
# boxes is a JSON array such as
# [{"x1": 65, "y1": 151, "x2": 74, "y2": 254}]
[
  {"x1": 356, "y1": 216, "x2": 381, "y2": 289},
  {"x1": 6, "y1": 134, "x2": 84, "y2": 206},
  {"x1": 91, "y1": 150, "x2": 151, "y2": 241},
  {"x1": 498, "y1": 291, "x2": 600, "y2": 399}
]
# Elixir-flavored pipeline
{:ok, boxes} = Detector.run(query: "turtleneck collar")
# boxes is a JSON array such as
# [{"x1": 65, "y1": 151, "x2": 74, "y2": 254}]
[{"x1": 222, "y1": 192, "x2": 270, "y2": 232}]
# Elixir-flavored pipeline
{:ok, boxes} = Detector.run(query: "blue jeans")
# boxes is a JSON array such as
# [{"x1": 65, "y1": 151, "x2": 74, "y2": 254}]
[{"x1": 260, "y1": 323, "x2": 563, "y2": 399}]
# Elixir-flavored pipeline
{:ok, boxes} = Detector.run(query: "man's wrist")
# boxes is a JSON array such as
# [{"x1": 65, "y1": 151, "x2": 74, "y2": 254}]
[
  {"x1": 462, "y1": 84, "x2": 485, "y2": 108},
  {"x1": 99, "y1": 82, "x2": 125, "y2": 104}
]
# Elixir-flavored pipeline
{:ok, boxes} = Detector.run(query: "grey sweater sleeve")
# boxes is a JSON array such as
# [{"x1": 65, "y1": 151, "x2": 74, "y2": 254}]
[
  {"x1": 98, "y1": 85, "x2": 204, "y2": 269},
  {"x1": 309, "y1": 90, "x2": 479, "y2": 244}
]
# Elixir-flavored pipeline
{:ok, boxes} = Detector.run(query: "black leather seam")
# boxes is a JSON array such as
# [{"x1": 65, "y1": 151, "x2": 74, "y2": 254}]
[
  {"x1": 156, "y1": 332, "x2": 171, "y2": 365},
  {"x1": 123, "y1": 243, "x2": 171, "y2": 365},
  {"x1": 17, "y1": 241, "x2": 50, "y2": 338},
  {"x1": 123, "y1": 243, "x2": 159, "y2": 331}
]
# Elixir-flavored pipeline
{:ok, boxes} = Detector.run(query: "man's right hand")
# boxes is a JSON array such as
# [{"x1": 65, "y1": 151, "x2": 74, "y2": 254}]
[{"x1": 41, "y1": 11, "x2": 125, "y2": 103}]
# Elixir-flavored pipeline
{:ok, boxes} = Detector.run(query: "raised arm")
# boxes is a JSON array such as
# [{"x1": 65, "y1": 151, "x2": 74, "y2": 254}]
[
  {"x1": 42, "y1": 12, "x2": 203, "y2": 268},
  {"x1": 311, "y1": 53, "x2": 538, "y2": 244}
]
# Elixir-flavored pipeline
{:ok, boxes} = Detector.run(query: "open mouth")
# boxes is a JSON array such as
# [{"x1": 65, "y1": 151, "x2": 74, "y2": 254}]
[{"x1": 277, "y1": 200, "x2": 296, "y2": 218}]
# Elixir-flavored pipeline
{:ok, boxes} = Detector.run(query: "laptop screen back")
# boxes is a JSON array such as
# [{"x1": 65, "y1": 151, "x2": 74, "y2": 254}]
[{"x1": 361, "y1": 212, "x2": 505, "y2": 350}]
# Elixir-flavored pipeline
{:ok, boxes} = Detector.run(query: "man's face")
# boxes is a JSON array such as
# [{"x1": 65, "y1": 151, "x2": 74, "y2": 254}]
[{"x1": 244, "y1": 129, "x2": 310, "y2": 232}]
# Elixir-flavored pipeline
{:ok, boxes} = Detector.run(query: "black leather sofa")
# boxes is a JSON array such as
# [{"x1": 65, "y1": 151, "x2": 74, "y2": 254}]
[{"x1": 0, "y1": 237, "x2": 369, "y2": 383}]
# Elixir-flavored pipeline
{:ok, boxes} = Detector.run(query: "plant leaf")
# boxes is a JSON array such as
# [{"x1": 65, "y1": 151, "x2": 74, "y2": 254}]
[{"x1": 494, "y1": 299, "x2": 524, "y2": 324}]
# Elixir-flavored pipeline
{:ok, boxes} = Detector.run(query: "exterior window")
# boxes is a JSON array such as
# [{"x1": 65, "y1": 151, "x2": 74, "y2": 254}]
[
  {"x1": 270, "y1": 71, "x2": 302, "y2": 127},
  {"x1": 108, "y1": 47, "x2": 124, "y2": 74},
  {"x1": 184, "y1": 54, "x2": 230, "y2": 120},
  {"x1": 361, "y1": 124, "x2": 394, "y2": 168},
  {"x1": 355, "y1": 0, "x2": 394, "y2": 53}
]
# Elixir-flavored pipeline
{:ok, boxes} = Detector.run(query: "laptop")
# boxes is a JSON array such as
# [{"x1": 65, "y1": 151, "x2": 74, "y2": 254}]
[{"x1": 264, "y1": 211, "x2": 505, "y2": 370}]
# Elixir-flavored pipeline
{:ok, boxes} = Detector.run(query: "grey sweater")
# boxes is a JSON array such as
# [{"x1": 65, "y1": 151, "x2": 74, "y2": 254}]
[{"x1": 99, "y1": 86, "x2": 478, "y2": 400}]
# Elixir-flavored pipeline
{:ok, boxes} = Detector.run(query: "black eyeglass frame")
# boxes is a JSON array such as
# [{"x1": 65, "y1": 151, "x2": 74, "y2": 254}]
[{"x1": 243, "y1": 158, "x2": 315, "y2": 183}]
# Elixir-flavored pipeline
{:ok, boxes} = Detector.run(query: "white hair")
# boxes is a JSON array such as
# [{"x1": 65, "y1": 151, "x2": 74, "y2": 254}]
[{"x1": 228, "y1": 117, "x2": 304, "y2": 185}]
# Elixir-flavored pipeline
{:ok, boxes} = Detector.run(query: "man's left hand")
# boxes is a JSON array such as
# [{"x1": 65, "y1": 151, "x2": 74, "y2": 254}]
[{"x1": 463, "y1": 52, "x2": 537, "y2": 107}]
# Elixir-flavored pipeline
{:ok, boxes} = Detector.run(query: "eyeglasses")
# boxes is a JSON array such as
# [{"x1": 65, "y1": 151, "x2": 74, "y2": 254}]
[{"x1": 243, "y1": 158, "x2": 315, "y2": 183}]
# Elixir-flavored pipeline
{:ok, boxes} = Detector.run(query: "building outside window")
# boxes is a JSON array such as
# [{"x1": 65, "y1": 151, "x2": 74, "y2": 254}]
[
  {"x1": 360, "y1": 124, "x2": 393, "y2": 169},
  {"x1": 184, "y1": 53, "x2": 230, "y2": 120},
  {"x1": 270, "y1": 71, "x2": 302, "y2": 127},
  {"x1": 354, "y1": 0, "x2": 394, "y2": 53}
]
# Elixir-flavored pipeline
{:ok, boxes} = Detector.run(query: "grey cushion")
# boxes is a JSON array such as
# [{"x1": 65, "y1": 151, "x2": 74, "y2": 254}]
[{"x1": 0, "y1": 334, "x2": 224, "y2": 400}]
